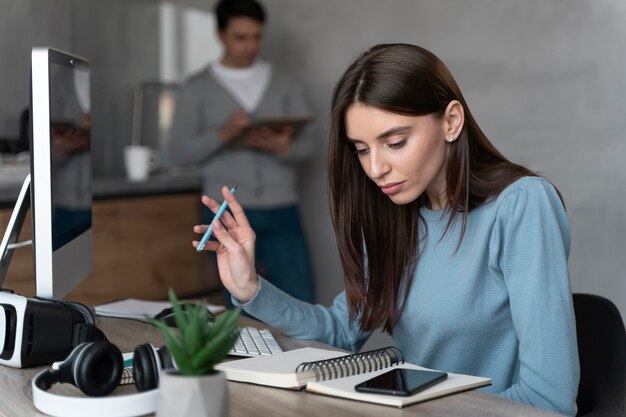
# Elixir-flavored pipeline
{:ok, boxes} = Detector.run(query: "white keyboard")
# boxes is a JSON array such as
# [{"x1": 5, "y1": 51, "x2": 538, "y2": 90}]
[{"x1": 229, "y1": 326, "x2": 283, "y2": 357}]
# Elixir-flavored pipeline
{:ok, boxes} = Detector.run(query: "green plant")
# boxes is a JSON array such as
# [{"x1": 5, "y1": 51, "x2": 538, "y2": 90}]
[{"x1": 150, "y1": 289, "x2": 241, "y2": 376}]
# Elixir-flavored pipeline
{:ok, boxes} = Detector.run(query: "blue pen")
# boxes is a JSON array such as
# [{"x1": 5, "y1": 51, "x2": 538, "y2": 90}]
[{"x1": 196, "y1": 184, "x2": 238, "y2": 252}]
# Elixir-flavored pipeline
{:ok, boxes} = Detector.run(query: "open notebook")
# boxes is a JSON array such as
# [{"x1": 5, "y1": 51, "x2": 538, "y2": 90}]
[
  {"x1": 215, "y1": 346, "x2": 491, "y2": 408},
  {"x1": 94, "y1": 298, "x2": 225, "y2": 320}
]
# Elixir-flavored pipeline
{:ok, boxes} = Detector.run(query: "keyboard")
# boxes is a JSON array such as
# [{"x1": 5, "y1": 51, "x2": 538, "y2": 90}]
[{"x1": 229, "y1": 326, "x2": 283, "y2": 357}]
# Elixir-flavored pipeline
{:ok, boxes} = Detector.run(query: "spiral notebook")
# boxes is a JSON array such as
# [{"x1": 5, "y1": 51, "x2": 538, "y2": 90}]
[{"x1": 215, "y1": 346, "x2": 491, "y2": 408}]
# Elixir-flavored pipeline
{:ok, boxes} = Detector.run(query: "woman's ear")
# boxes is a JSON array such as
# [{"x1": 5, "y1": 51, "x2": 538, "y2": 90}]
[{"x1": 443, "y1": 100, "x2": 464, "y2": 143}]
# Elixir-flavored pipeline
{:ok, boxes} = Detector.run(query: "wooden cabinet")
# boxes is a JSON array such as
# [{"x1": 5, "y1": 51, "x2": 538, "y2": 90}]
[{"x1": 0, "y1": 193, "x2": 220, "y2": 305}]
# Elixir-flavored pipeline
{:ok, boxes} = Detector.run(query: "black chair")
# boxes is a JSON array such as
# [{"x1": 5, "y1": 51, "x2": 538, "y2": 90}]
[{"x1": 573, "y1": 293, "x2": 626, "y2": 417}]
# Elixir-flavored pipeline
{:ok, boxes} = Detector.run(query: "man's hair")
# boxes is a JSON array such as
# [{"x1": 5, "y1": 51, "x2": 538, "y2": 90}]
[{"x1": 214, "y1": 0, "x2": 266, "y2": 31}]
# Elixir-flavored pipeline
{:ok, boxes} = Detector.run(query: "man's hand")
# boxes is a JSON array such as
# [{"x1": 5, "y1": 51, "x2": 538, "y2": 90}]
[
  {"x1": 219, "y1": 111, "x2": 252, "y2": 144},
  {"x1": 243, "y1": 126, "x2": 293, "y2": 156},
  {"x1": 51, "y1": 128, "x2": 89, "y2": 156}
]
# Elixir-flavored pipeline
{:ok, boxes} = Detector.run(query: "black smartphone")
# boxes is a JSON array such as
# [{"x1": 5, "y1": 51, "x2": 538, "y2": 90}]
[{"x1": 354, "y1": 368, "x2": 448, "y2": 396}]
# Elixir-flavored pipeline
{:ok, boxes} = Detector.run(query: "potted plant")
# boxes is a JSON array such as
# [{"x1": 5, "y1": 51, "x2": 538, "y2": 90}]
[{"x1": 150, "y1": 289, "x2": 240, "y2": 417}]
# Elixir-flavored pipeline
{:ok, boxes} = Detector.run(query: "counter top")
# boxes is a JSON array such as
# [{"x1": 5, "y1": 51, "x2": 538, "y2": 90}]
[{"x1": 0, "y1": 168, "x2": 202, "y2": 209}]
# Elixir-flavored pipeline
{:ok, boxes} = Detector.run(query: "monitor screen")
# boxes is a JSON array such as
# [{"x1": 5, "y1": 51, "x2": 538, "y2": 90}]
[{"x1": 30, "y1": 47, "x2": 93, "y2": 299}]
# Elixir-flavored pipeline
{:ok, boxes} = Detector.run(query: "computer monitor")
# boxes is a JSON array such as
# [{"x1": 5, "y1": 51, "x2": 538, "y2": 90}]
[{"x1": 0, "y1": 47, "x2": 93, "y2": 299}]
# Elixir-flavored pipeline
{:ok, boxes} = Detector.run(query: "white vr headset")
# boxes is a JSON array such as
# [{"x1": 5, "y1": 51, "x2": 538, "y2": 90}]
[{"x1": 0, "y1": 291, "x2": 106, "y2": 368}]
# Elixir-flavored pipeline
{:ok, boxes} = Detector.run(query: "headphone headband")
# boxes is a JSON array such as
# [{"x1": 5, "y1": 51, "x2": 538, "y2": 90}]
[{"x1": 32, "y1": 372, "x2": 158, "y2": 417}]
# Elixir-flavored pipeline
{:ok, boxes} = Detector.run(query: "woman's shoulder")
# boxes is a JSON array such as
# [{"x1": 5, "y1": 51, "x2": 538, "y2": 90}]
[
  {"x1": 499, "y1": 176, "x2": 557, "y2": 196},
  {"x1": 492, "y1": 176, "x2": 565, "y2": 219},
  {"x1": 498, "y1": 176, "x2": 560, "y2": 199}
]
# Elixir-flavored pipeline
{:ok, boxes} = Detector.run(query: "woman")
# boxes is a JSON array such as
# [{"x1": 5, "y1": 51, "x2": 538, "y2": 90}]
[{"x1": 194, "y1": 44, "x2": 579, "y2": 416}]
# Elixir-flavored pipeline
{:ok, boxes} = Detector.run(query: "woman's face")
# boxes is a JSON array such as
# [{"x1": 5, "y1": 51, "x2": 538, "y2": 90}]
[{"x1": 345, "y1": 103, "x2": 451, "y2": 208}]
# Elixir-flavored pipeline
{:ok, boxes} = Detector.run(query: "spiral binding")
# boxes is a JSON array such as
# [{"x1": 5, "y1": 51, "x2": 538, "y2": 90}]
[{"x1": 295, "y1": 346, "x2": 404, "y2": 382}]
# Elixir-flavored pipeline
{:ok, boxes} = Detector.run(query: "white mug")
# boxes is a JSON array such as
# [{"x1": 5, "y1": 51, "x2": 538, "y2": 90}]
[{"x1": 124, "y1": 145, "x2": 161, "y2": 181}]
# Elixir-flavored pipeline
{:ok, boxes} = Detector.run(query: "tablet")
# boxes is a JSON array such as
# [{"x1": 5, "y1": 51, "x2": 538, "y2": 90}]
[
  {"x1": 231, "y1": 114, "x2": 313, "y2": 150},
  {"x1": 245, "y1": 114, "x2": 312, "y2": 139}
]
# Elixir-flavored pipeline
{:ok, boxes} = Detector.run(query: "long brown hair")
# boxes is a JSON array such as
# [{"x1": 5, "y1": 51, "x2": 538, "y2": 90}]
[{"x1": 329, "y1": 44, "x2": 535, "y2": 333}]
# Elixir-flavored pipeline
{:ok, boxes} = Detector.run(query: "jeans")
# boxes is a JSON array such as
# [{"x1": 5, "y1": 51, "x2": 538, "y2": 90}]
[{"x1": 202, "y1": 204, "x2": 316, "y2": 305}]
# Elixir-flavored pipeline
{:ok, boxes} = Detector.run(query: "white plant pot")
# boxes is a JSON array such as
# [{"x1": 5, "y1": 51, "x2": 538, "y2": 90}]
[{"x1": 156, "y1": 370, "x2": 228, "y2": 417}]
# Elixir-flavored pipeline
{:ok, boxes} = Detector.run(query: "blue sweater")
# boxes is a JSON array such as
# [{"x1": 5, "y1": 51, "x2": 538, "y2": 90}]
[{"x1": 238, "y1": 177, "x2": 580, "y2": 416}]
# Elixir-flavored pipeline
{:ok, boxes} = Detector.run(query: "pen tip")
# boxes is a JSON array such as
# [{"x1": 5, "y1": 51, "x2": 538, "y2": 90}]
[{"x1": 234, "y1": 183, "x2": 239, "y2": 190}]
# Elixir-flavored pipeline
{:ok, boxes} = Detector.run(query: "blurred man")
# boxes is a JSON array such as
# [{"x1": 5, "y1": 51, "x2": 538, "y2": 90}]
[{"x1": 170, "y1": 0, "x2": 316, "y2": 303}]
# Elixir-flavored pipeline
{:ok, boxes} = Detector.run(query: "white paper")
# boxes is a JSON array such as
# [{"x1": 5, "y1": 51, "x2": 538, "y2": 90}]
[{"x1": 94, "y1": 298, "x2": 225, "y2": 320}]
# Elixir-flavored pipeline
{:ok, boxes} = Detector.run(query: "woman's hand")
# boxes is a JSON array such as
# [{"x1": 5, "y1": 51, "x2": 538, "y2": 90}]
[{"x1": 193, "y1": 186, "x2": 259, "y2": 303}]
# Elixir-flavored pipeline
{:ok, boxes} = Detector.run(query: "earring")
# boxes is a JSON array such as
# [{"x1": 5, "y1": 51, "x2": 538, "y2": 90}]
[{"x1": 446, "y1": 137, "x2": 456, "y2": 143}]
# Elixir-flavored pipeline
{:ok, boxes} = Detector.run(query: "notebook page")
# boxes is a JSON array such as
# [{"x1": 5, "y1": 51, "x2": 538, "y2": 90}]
[
  {"x1": 215, "y1": 347, "x2": 346, "y2": 388},
  {"x1": 305, "y1": 363, "x2": 491, "y2": 408}
]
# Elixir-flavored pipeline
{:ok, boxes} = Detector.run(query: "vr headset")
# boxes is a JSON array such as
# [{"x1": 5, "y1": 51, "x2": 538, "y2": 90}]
[{"x1": 0, "y1": 290, "x2": 106, "y2": 368}]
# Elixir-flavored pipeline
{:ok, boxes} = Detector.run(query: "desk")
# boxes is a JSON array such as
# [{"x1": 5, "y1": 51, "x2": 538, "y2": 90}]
[{"x1": 0, "y1": 317, "x2": 563, "y2": 417}]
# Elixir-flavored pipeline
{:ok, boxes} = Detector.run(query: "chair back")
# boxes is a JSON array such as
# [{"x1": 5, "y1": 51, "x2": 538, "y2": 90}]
[{"x1": 573, "y1": 293, "x2": 626, "y2": 417}]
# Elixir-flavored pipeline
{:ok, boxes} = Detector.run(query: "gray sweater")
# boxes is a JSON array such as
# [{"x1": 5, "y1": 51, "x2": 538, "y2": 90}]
[{"x1": 169, "y1": 66, "x2": 315, "y2": 208}]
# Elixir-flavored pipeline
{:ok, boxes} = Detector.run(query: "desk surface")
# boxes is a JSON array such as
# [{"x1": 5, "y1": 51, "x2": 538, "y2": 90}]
[{"x1": 0, "y1": 316, "x2": 563, "y2": 417}]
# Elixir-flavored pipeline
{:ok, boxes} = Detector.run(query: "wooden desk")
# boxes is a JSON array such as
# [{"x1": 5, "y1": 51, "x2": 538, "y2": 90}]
[{"x1": 0, "y1": 317, "x2": 563, "y2": 417}]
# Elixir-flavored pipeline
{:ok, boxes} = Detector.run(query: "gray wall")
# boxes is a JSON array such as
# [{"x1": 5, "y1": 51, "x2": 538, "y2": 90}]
[
  {"x1": 255, "y1": 0, "x2": 626, "y2": 319},
  {"x1": 74, "y1": 0, "x2": 161, "y2": 175},
  {"x1": 0, "y1": 1, "x2": 73, "y2": 138},
  {"x1": 1, "y1": 0, "x2": 624, "y2": 320},
  {"x1": 0, "y1": 0, "x2": 160, "y2": 175}
]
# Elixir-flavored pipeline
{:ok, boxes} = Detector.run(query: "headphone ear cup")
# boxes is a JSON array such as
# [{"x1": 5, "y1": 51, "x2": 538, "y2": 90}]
[
  {"x1": 157, "y1": 345, "x2": 174, "y2": 370},
  {"x1": 55, "y1": 343, "x2": 92, "y2": 385},
  {"x1": 133, "y1": 344, "x2": 160, "y2": 392},
  {"x1": 72, "y1": 341, "x2": 123, "y2": 397}
]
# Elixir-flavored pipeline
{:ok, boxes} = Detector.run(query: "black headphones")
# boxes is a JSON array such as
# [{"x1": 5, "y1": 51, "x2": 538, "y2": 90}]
[
  {"x1": 32, "y1": 341, "x2": 176, "y2": 417},
  {"x1": 33, "y1": 341, "x2": 175, "y2": 397},
  {"x1": 37, "y1": 341, "x2": 123, "y2": 396}
]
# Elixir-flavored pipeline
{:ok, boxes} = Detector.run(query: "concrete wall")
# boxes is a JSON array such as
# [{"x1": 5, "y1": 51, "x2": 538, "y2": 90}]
[
  {"x1": 254, "y1": 0, "x2": 626, "y2": 321},
  {"x1": 0, "y1": 0, "x2": 159, "y2": 175},
  {"x1": 0, "y1": 1, "x2": 73, "y2": 139},
  {"x1": 1, "y1": 0, "x2": 624, "y2": 323}
]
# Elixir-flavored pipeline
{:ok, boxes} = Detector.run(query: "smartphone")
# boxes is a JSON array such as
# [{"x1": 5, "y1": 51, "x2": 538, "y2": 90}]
[{"x1": 354, "y1": 368, "x2": 448, "y2": 396}]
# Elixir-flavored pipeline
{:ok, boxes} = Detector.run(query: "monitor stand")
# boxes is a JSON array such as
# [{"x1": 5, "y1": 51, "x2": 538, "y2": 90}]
[{"x1": 0, "y1": 174, "x2": 31, "y2": 287}]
